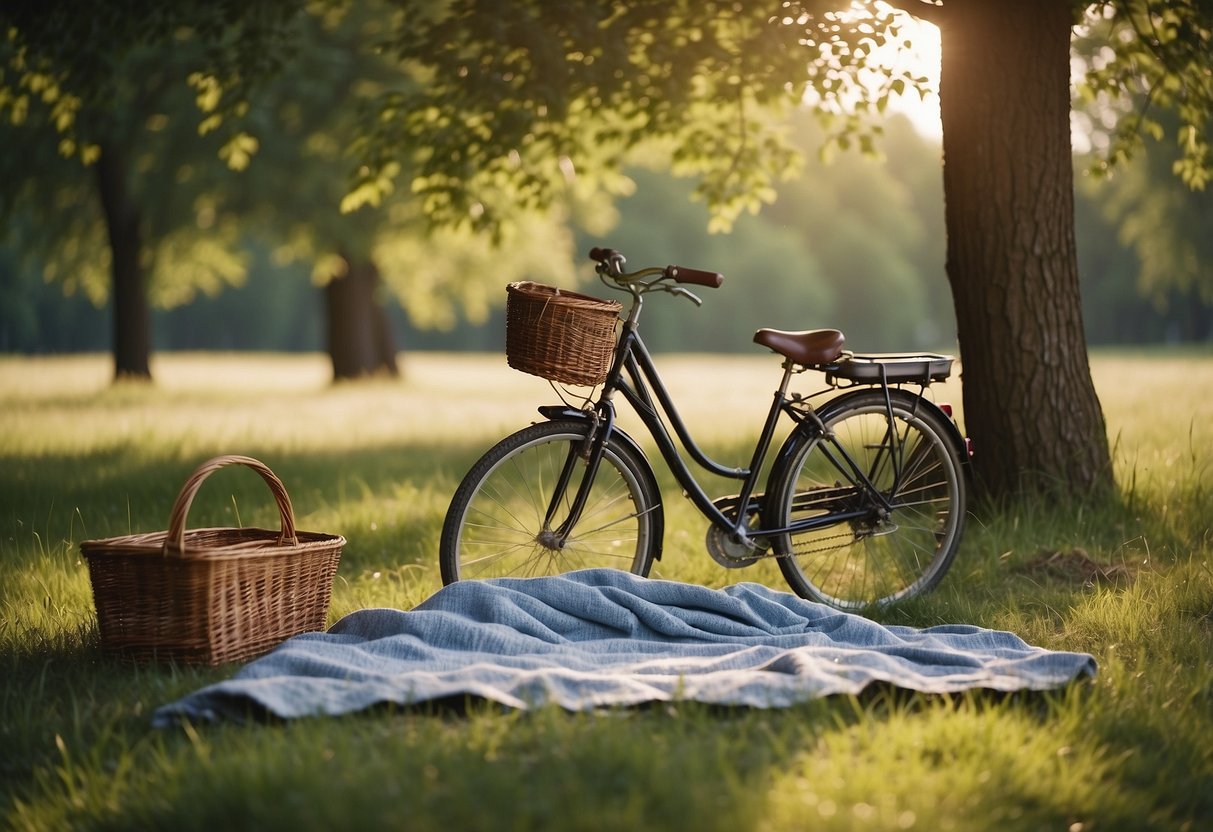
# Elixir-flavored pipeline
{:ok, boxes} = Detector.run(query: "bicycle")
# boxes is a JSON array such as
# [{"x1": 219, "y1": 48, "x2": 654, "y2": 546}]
[{"x1": 439, "y1": 247, "x2": 971, "y2": 609}]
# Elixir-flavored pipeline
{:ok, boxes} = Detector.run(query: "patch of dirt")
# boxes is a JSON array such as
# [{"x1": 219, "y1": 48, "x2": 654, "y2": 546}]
[{"x1": 1018, "y1": 548, "x2": 1135, "y2": 586}]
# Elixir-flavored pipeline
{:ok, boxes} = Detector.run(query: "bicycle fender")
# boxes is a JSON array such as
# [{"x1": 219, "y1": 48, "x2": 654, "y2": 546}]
[
  {"x1": 536, "y1": 405, "x2": 657, "y2": 470},
  {"x1": 767, "y1": 388, "x2": 972, "y2": 493},
  {"x1": 536, "y1": 405, "x2": 666, "y2": 560},
  {"x1": 907, "y1": 397, "x2": 972, "y2": 478},
  {"x1": 840, "y1": 389, "x2": 969, "y2": 477}
]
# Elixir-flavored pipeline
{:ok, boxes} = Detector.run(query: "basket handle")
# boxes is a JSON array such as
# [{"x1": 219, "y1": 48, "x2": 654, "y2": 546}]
[{"x1": 164, "y1": 455, "x2": 298, "y2": 554}]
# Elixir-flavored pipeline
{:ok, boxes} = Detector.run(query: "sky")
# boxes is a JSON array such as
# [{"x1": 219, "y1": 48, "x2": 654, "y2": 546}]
[{"x1": 882, "y1": 13, "x2": 943, "y2": 140}]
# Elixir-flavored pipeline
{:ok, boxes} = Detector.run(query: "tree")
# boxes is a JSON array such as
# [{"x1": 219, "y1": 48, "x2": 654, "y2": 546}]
[
  {"x1": 1, "y1": 1, "x2": 302, "y2": 380},
  {"x1": 900, "y1": 0, "x2": 1111, "y2": 499},
  {"x1": 3, "y1": 1, "x2": 584, "y2": 382},
  {"x1": 355, "y1": 0, "x2": 1211, "y2": 501},
  {"x1": 894, "y1": 0, "x2": 1210, "y2": 497},
  {"x1": 230, "y1": 1, "x2": 581, "y2": 379},
  {"x1": 0, "y1": 44, "x2": 257, "y2": 379},
  {"x1": 223, "y1": 2, "x2": 408, "y2": 379}
]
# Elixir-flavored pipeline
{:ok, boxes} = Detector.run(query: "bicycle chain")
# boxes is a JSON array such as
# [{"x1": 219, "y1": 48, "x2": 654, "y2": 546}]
[{"x1": 739, "y1": 529, "x2": 853, "y2": 563}]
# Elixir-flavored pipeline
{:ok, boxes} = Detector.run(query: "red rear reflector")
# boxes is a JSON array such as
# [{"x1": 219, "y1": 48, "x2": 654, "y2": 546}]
[{"x1": 939, "y1": 403, "x2": 953, "y2": 417}]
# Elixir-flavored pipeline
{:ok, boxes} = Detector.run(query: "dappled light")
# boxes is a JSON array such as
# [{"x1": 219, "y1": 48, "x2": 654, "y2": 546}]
[
  {"x1": 2, "y1": 350, "x2": 1211, "y2": 829},
  {"x1": 2, "y1": 0, "x2": 1212, "y2": 827}
]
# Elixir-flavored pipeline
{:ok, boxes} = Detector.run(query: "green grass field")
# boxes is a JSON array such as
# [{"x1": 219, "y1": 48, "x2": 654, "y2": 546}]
[{"x1": 2, "y1": 350, "x2": 1211, "y2": 831}]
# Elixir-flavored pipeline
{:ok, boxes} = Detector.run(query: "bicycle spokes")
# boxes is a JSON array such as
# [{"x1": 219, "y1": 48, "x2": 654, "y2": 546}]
[
  {"x1": 442, "y1": 422, "x2": 661, "y2": 582},
  {"x1": 773, "y1": 392, "x2": 965, "y2": 608}
]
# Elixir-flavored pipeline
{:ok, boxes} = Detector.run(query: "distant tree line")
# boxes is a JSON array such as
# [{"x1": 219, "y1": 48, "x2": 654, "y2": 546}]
[{"x1": 3, "y1": 114, "x2": 1208, "y2": 355}]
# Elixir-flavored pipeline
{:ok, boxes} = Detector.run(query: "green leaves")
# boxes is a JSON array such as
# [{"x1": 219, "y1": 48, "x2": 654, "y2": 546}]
[
  {"x1": 1173, "y1": 124, "x2": 1211, "y2": 189},
  {"x1": 1074, "y1": 0, "x2": 1213, "y2": 191},
  {"x1": 1, "y1": 0, "x2": 304, "y2": 166},
  {"x1": 361, "y1": 0, "x2": 920, "y2": 235},
  {"x1": 217, "y1": 132, "x2": 260, "y2": 171},
  {"x1": 341, "y1": 162, "x2": 402, "y2": 214}
]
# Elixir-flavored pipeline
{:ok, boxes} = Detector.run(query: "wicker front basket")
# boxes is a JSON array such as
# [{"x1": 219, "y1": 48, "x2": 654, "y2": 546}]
[
  {"x1": 81, "y1": 455, "x2": 344, "y2": 666},
  {"x1": 505, "y1": 281, "x2": 622, "y2": 386}
]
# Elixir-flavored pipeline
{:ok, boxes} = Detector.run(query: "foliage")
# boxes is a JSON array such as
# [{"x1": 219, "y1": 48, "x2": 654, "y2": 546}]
[
  {"x1": 0, "y1": 0, "x2": 302, "y2": 170},
  {"x1": 1, "y1": 352, "x2": 1211, "y2": 830},
  {"x1": 1075, "y1": 0, "x2": 1213, "y2": 189},
  {"x1": 360, "y1": 0, "x2": 1213, "y2": 237},
  {"x1": 592, "y1": 115, "x2": 953, "y2": 353},
  {"x1": 224, "y1": 0, "x2": 585, "y2": 332},
  {"x1": 7, "y1": 113, "x2": 1211, "y2": 353},
  {"x1": 0, "y1": 0, "x2": 316, "y2": 352},
  {"x1": 1078, "y1": 116, "x2": 1213, "y2": 319},
  {"x1": 360, "y1": 0, "x2": 925, "y2": 233}
]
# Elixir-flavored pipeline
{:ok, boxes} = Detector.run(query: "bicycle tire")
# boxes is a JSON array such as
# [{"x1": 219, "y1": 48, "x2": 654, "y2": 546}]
[
  {"x1": 440, "y1": 419, "x2": 663, "y2": 583},
  {"x1": 766, "y1": 388, "x2": 966, "y2": 608}
]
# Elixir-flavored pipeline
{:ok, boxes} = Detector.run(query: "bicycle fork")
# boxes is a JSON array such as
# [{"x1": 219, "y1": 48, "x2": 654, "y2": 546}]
[{"x1": 539, "y1": 407, "x2": 616, "y2": 549}]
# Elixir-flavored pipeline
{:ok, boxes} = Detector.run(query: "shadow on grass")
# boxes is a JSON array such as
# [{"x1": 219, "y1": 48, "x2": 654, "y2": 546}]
[
  {"x1": 6, "y1": 666, "x2": 1124, "y2": 832},
  {"x1": 0, "y1": 629, "x2": 229, "y2": 815},
  {"x1": 4, "y1": 424, "x2": 1212, "y2": 828},
  {"x1": 0, "y1": 437, "x2": 492, "y2": 567},
  {"x1": 3, "y1": 602, "x2": 1202, "y2": 831}
]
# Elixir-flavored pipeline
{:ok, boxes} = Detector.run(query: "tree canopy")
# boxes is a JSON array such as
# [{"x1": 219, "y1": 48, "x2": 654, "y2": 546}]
[
  {"x1": 1, "y1": 1, "x2": 301, "y2": 171},
  {"x1": 352, "y1": 0, "x2": 927, "y2": 233},
  {"x1": 352, "y1": 1, "x2": 1210, "y2": 233},
  {"x1": 1073, "y1": 0, "x2": 1213, "y2": 189}
]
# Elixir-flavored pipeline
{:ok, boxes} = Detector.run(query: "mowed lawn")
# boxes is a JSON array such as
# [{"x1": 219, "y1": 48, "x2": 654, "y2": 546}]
[{"x1": 2, "y1": 349, "x2": 1211, "y2": 831}]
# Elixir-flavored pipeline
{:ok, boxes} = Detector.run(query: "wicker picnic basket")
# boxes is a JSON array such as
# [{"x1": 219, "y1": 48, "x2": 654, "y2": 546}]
[
  {"x1": 505, "y1": 281, "x2": 622, "y2": 386},
  {"x1": 81, "y1": 455, "x2": 344, "y2": 666}
]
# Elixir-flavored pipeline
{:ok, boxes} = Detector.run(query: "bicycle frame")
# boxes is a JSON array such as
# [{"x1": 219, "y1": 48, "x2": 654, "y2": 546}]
[{"x1": 545, "y1": 310, "x2": 904, "y2": 550}]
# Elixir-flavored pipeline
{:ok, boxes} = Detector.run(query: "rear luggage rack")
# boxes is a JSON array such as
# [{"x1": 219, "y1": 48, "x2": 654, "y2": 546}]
[{"x1": 824, "y1": 353, "x2": 954, "y2": 386}]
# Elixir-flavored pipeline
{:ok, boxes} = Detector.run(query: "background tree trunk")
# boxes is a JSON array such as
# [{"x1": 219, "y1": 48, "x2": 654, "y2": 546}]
[
  {"x1": 325, "y1": 255, "x2": 400, "y2": 381},
  {"x1": 936, "y1": 0, "x2": 1112, "y2": 500},
  {"x1": 94, "y1": 145, "x2": 152, "y2": 381}
]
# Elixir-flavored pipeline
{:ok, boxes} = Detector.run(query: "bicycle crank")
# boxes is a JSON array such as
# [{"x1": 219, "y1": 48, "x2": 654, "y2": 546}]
[{"x1": 705, "y1": 524, "x2": 767, "y2": 568}]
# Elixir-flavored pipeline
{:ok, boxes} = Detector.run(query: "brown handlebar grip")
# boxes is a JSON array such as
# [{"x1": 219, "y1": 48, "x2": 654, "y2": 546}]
[
  {"x1": 665, "y1": 265, "x2": 724, "y2": 288},
  {"x1": 589, "y1": 247, "x2": 619, "y2": 263}
]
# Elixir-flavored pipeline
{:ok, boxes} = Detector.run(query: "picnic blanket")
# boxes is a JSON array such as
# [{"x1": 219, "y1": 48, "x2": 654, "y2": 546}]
[{"x1": 153, "y1": 569, "x2": 1097, "y2": 725}]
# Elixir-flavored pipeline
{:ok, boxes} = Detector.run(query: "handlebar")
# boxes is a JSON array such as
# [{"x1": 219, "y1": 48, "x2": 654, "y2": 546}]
[
  {"x1": 588, "y1": 246, "x2": 619, "y2": 263},
  {"x1": 589, "y1": 247, "x2": 724, "y2": 289},
  {"x1": 665, "y1": 265, "x2": 724, "y2": 288}
]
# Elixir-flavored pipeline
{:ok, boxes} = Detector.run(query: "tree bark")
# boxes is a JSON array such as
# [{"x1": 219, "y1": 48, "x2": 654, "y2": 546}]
[
  {"x1": 324, "y1": 255, "x2": 400, "y2": 381},
  {"x1": 94, "y1": 144, "x2": 152, "y2": 381},
  {"x1": 935, "y1": 0, "x2": 1113, "y2": 500}
]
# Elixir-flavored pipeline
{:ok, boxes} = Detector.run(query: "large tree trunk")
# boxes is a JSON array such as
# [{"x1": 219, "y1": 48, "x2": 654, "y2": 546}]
[
  {"x1": 934, "y1": 0, "x2": 1112, "y2": 500},
  {"x1": 325, "y1": 255, "x2": 400, "y2": 381},
  {"x1": 94, "y1": 144, "x2": 152, "y2": 381}
]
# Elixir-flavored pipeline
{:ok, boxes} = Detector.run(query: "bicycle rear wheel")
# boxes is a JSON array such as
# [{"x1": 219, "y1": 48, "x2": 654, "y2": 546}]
[
  {"x1": 767, "y1": 389, "x2": 966, "y2": 609},
  {"x1": 440, "y1": 419, "x2": 662, "y2": 583}
]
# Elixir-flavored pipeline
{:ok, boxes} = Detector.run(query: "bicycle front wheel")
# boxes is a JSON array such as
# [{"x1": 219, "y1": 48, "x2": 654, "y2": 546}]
[
  {"x1": 768, "y1": 389, "x2": 966, "y2": 609},
  {"x1": 440, "y1": 419, "x2": 663, "y2": 583}
]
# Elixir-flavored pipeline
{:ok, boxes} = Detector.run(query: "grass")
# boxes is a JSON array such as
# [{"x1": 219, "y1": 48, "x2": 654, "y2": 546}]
[{"x1": 1, "y1": 349, "x2": 1211, "y2": 831}]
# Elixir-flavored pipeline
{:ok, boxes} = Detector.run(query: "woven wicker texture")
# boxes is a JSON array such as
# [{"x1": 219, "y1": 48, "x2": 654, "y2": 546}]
[
  {"x1": 81, "y1": 455, "x2": 344, "y2": 666},
  {"x1": 505, "y1": 281, "x2": 621, "y2": 386}
]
